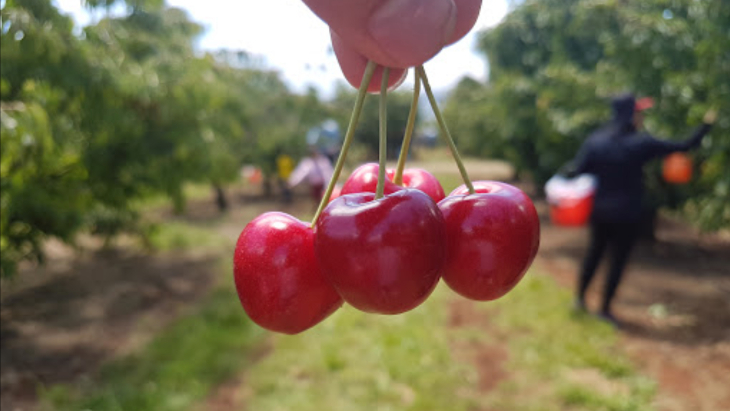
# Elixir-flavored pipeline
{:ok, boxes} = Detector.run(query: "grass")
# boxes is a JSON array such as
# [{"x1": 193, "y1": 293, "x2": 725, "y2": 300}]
[
  {"x1": 436, "y1": 172, "x2": 465, "y2": 193},
  {"x1": 476, "y1": 273, "x2": 656, "y2": 411},
  {"x1": 237, "y1": 270, "x2": 656, "y2": 411},
  {"x1": 146, "y1": 220, "x2": 230, "y2": 252},
  {"x1": 244, "y1": 285, "x2": 478, "y2": 411},
  {"x1": 36, "y1": 166, "x2": 656, "y2": 411},
  {"x1": 133, "y1": 183, "x2": 218, "y2": 211},
  {"x1": 40, "y1": 257, "x2": 264, "y2": 411},
  {"x1": 38, "y1": 218, "x2": 263, "y2": 411}
]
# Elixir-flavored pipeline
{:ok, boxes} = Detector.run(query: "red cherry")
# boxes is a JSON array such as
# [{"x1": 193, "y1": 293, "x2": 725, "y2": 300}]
[
  {"x1": 315, "y1": 189, "x2": 444, "y2": 314},
  {"x1": 340, "y1": 163, "x2": 402, "y2": 197},
  {"x1": 389, "y1": 168, "x2": 446, "y2": 202},
  {"x1": 234, "y1": 212, "x2": 343, "y2": 334},
  {"x1": 328, "y1": 184, "x2": 343, "y2": 203},
  {"x1": 341, "y1": 163, "x2": 445, "y2": 202},
  {"x1": 438, "y1": 181, "x2": 540, "y2": 301}
]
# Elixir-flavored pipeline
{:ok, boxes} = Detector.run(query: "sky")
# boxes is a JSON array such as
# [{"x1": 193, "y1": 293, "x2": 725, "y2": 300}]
[{"x1": 53, "y1": 0, "x2": 508, "y2": 99}]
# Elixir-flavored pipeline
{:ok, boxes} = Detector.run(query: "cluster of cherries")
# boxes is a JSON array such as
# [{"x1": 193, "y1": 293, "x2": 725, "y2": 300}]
[{"x1": 233, "y1": 64, "x2": 540, "y2": 335}]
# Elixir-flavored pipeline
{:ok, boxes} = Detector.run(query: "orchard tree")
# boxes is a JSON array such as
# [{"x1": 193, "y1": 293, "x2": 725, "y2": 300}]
[
  {"x1": 1, "y1": 0, "x2": 333, "y2": 275},
  {"x1": 444, "y1": 0, "x2": 729, "y2": 230},
  {"x1": 1, "y1": 0, "x2": 96, "y2": 275},
  {"x1": 331, "y1": 82, "x2": 419, "y2": 160}
]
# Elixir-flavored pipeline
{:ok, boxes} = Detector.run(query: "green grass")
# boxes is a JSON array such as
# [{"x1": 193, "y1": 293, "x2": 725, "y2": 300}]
[
  {"x1": 34, "y1": 174, "x2": 656, "y2": 411},
  {"x1": 244, "y1": 285, "x2": 478, "y2": 411},
  {"x1": 239, "y1": 271, "x2": 656, "y2": 411},
  {"x1": 39, "y1": 217, "x2": 260, "y2": 411},
  {"x1": 146, "y1": 220, "x2": 230, "y2": 252},
  {"x1": 435, "y1": 172, "x2": 464, "y2": 193},
  {"x1": 133, "y1": 183, "x2": 216, "y2": 211},
  {"x1": 477, "y1": 273, "x2": 656, "y2": 411},
  {"x1": 40, "y1": 260, "x2": 263, "y2": 411}
]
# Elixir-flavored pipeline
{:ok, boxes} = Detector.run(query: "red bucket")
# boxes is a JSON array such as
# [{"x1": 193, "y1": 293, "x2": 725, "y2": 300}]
[
  {"x1": 545, "y1": 174, "x2": 596, "y2": 227},
  {"x1": 549, "y1": 195, "x2": 594, "y2": 226}
]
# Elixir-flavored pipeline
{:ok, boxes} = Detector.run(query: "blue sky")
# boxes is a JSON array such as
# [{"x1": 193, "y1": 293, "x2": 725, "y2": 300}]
[{"x1": 53, "y1": 0, "x2": 507, "y2": 98}]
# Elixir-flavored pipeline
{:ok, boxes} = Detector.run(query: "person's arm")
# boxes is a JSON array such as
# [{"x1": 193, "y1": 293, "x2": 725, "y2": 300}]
[
  {"x1": 287, "y1": 159, "x2": 312, "y2": 188},
  {"x1": 641, "y1": 110, "x2": 717, "y2": 159},
  {"x1": 641, "y1": 123, "x2": 712, "y2": 159}
]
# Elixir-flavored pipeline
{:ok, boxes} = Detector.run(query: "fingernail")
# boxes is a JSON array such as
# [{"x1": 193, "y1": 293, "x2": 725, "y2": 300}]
[{"x1": 368, "y1": 0, "x2": 456, "y2": 67}]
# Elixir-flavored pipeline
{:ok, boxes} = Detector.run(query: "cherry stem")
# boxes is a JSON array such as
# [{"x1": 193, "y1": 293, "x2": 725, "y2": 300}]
[
  {"x1": 375, "y1": 67, "x2": 390, "y2": 199},
  {"x1": 393, "y1": 69, "x2": 421, "y2": 186},
  {"x1": 311, "y1": 60, "x2": 377, "y2": 227},
  {"x1": 417, "y1": 66, "x2": 475, "y2": 194}
]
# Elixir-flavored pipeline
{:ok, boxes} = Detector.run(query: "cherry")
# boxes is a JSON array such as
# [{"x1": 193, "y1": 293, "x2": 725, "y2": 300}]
[
  {"x1": 340, "y1": 163, "x2": 402, "y2": 197},
  {"x1": 394, "y1": 168, "x2": 446, "y2": 202},
  {"x1": 315, "y1": 189, "x2": 444, "y2": 314},
  {"x1": 328, "y1": 184, "x2": 343, "y2": 203},
  {"x1": 233, "y1": 212, "x2": 343, "y2": 334},
  {"x1": 438, "y1": 181, "x2": 540, "y2": 301},
  {"x1": 340, "y1": 163, "x2": 445, "y2": 202}
]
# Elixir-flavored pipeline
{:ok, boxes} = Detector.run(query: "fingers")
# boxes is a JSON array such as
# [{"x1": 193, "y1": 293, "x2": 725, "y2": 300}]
[
  {"x1": 367, "y1": 0, "x2": 456, "y2": 67},
  {"x1": 446, "y1": 0, "x2": 482, "y2": 45},
  {"x1": 332, "y1": 31, "x2": 408, "y2": 92},
  {"x1": 304, "y1": 0, "x2": 458, "y2": 68},
  {"x1": 303, "y1": 0, "x2": 483, "y2": 90}
]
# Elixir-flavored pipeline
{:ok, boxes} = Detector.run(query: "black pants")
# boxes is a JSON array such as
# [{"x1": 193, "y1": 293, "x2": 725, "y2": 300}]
[{"x1": 577, "y1": 221, "x2": 638, "y2": 313}]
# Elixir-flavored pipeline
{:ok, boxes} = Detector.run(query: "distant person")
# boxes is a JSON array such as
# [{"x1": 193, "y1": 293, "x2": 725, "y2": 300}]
[
  {"x1": 276, "y1": 152, "x2": 294, "y2": 203},
  {"x1": 288, "y1": 146, "x2": 334, "y2": 204},
  {"x1": 565, "y1": 93, "x2": 716, "y2": 327}
]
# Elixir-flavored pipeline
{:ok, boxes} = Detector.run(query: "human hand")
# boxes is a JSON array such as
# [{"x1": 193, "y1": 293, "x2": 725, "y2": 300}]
[
  {"x1": 703, "y1": 109, "x2": 718, "y2": 125},
  {"x1": 302, "y1": 0, "x2": 483, "y2": 91}
]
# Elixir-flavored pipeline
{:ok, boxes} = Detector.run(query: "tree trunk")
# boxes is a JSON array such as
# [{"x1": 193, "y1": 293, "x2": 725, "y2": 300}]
[
  {"x1": 214, "y1": 184, "x2": 228, "y2": 212},
  {"x1": 262, "y1": 177, "x2": 273, "y2": 198}
]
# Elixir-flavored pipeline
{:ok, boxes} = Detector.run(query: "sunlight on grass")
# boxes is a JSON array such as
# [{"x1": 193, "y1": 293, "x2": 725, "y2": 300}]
[
  {"x1": 38, "y1": 217, "x2": 259, "y2": 411},
  {"x1": 147, "y1": 221, "x2": 230, "y2": 252},
  {"x1": 244, "y1": 285, "x2": 478, "y2": 411},
  {"x1": 436, "y1": 173, "x2": 464, "y2": 194},
  {"x1": 480, "y1": 273, "x2": 656, "y2": 411},
  {"x1": 40, "y1": 263, "x2": 264, "y2": 411},
  {"x1": 134, "y1": 183, "x2": 217, "y2": 211}
]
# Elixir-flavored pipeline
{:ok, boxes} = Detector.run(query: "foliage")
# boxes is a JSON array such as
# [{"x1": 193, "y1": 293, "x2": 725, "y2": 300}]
[
  {"x1": 330, "y1": 83, "x2": 420, "y2": 159},
  {"x1": 444, "y1": 0, "x2": 730, "y2": 229},
  {"x1": 0, "y1": 0, "x2": 334, "y2": 275}
]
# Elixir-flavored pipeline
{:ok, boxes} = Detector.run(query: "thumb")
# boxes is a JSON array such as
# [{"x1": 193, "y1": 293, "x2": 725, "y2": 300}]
[{"x1": 304, "y1": 0, "x2": 457, "y2": 68}]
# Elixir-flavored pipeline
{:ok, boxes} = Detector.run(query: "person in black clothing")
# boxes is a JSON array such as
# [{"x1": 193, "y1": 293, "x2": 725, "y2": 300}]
[{"x1": 566, "y1": 93, "x2": 716, "y2": 327}]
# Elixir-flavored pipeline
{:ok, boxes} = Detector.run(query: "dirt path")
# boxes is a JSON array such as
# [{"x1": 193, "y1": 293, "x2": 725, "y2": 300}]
[
  {"x1": 0, "y1": 187, "x2": 308, "y2": 411},
  {"x1": 533, "y1": 202, "x2": 730, "y2": 411},
  {"x1": 448, "y1": 299, "x2": 509, "y2": 411},
  {"x1": 0, "y1": 242, "x2": 221, "y2": 411}
]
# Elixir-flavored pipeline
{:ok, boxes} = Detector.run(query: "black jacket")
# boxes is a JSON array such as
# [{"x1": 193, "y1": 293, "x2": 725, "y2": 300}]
[{"x1": 568, "y1": 94, "x2": 711, "y2": 223}]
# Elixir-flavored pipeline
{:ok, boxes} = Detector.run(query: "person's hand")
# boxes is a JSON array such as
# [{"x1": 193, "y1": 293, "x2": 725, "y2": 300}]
[
  {"x1": 302, "y1": 0, "x2": 482, "y2": 91},
  {"x1": 703, "y1": 109, "x2": 718, "y2": 125}
]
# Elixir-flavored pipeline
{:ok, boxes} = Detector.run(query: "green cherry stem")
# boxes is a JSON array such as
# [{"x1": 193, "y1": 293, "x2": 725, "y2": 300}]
[
  {"x1": 311, "y1": 60, "x2": 377, "y2": 227},
  {"x1": 393, "y1": 69, "x2": 421, "y2": 186},
  {"x1": 375, "y1": 67, "x2": 390, "y2": 199},
  {"x1": 416, "y1": 65, "x2": 475, "y2": 194}
]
